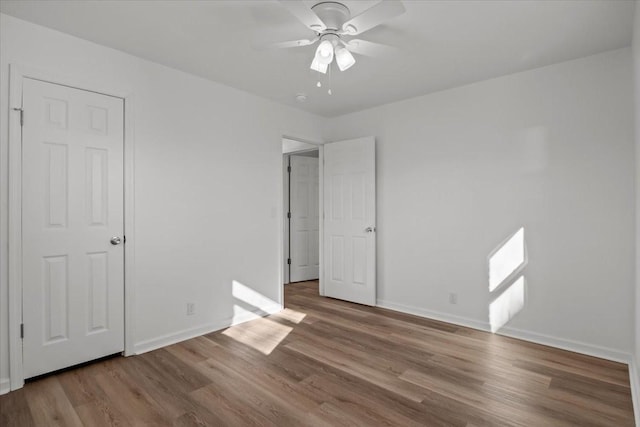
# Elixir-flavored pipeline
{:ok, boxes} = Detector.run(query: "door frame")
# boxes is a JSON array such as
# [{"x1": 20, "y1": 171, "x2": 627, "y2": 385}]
[
  {"x1": 6, "y1": 63, "x2": 136, "y2": 391},
  {"x1": 280, "y1": 137, "x2": 324, "y2": 301}
]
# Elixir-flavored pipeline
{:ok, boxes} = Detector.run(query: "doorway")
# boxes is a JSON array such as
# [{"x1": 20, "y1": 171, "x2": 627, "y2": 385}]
[
  {"x1": 287, "y1": 151, "x2": 320, "y2": 283},
  {"x1": 283, "y1": 138, "x2": 321, "y2": 285},
  {"x1": 280, "y1": 136, "x2": 377, "y2": 307}
]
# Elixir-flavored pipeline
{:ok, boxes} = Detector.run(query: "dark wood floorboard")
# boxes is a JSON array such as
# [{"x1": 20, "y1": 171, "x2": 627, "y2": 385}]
[{"x1": 0, "y1": 280, "x2": 635, "y2": 426}]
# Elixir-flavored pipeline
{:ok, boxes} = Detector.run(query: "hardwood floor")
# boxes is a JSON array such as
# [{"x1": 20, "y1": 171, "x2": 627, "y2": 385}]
[{"x1": 0, "y1": 280, "x2": 635, "y2": 426}]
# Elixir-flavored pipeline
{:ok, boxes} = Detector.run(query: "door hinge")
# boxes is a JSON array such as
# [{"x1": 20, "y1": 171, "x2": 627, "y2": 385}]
[
  {"x1": 287, "y1": 258, "x2": 291, "y2": 265},
  {"x1": 13, "y1": 108, "x2": 24, "y2": 126},
  {"x1": 20, "y1": 323, "x2": 24, "y2": 339},
  {"x1": 287, "y1": 212, "x2": 291, "y2": 219},
  {"x1": 287, "y1": 165, "x2": 291, "y2": 173},
  {"x1": 123, "y1": 235, "x2": 126, "y2": 244}
]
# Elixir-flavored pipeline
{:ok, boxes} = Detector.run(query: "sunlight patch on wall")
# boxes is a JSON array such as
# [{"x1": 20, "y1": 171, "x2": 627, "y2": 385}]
[
  {"x1": 489, "y1": 227, "x2": 525, "y2": 292},
  {"x1": 490, "y1": 276, "x2": 525, "y2": 333},
  {"x1": 231, "y1": 280, "x2": 279, "y2": 324},
  {"x1": 226, "y1": 280, "x2": 292, "y2": 354}
]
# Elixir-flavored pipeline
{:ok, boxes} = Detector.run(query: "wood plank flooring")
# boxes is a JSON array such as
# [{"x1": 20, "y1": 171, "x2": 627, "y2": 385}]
[{"x1": 0, "y1": 280, "x2": 635, "y2": 426}]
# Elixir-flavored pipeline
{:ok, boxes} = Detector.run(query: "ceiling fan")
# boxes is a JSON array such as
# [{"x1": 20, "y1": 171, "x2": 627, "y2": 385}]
[{"x1": 267, "y1": 0, "x2": 405, "y2": 73}]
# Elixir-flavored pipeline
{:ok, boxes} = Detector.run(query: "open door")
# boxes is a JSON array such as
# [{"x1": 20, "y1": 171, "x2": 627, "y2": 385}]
[{"x1": 323, "y1": 137, "x2": 376, "y2": 305}]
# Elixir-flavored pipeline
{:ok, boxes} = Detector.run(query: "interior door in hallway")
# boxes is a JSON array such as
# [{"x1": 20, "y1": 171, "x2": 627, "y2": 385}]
[
  {"x1": 323, "y1": 137, "x2": 376, "y2": 305},
  {"x1": 289, "y1": 155, "x2": 320, "y2": 282},
  {"x1": 21, "y1": 78, "x2": 125, "y2": 378}
]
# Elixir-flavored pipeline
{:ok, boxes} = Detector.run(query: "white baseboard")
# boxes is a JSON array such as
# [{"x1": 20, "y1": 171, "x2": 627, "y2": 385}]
[
  {"x1": 629, "y1": 358, "x2": 640, "y2": 427},
  {"x1": 0, "y1": 377, "x2": 10, "y2": 395},
  {"x1": 134, "y1": 321, "x2": 229, "y2": 355},
  {"x1": 377, "y1": 299, "x2": 489, "y2": 332},
  {"x1": 498, "y1": 325, "x2": 631, "y2": 364},
  {"x1": 133, "y1": 303, "x2": 283, "y2": 355},
  {"x1": 376, "y1": 298, "x2": 631, "y2": 364}
]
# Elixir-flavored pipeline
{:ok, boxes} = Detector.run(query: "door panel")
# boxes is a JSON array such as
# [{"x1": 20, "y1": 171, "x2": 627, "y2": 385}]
[
  {"x1": 323, "y1": 137, "x2": 376, "y2": 305},
  {"x1": 22, "y1": 78, "x2": 125, "y2": 378},
  {"x1": 289, "y1": 155, "x2": 320, "y2": 282}
]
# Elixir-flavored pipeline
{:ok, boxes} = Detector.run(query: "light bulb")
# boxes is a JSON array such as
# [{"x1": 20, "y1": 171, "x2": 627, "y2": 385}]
[
  {"x1": 317, "y1": 81, "x2": 322, "y2": 87},
  {"x1": 328, "y1": 89, "x2": 332, "y2": 95},
  {"x1": 335, "y1": 45, "x2": 355, "y2": 71},
  {"x1": 315, "y1": 40, "x2": 334, "y2": 65}
]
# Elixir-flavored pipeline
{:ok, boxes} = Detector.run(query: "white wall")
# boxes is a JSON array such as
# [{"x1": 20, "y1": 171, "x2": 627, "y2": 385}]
[
  {"x1": 0, "y1": 13, "x2": 325, "y2": 388},
  {"x1": 324, "y1": 48, "x2": 635, "y2": 359}
]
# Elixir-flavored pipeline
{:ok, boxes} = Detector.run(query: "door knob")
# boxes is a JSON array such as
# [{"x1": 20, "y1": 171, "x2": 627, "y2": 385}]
[
  {"x1": 365, "y1": 227, "x2": 376, "y2": 233},
  {"x1": 110, "y1": 236, "x2": 122, "y2": 245}
]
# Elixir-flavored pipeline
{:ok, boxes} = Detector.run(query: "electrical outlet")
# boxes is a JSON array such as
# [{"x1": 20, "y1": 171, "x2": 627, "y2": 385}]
[
  {"x1": 449, "y1": 293, "x2": 458, "y2": 305},
  {"x1": 187, "y1": 303, "x2": 195, "y2": 316}
]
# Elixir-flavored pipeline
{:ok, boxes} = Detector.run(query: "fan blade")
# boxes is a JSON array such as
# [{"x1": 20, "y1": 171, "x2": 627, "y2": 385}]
[
  {"x1": 278, "y1": 0, "x2": 327, "y2": 32},
  {"x1": 256, "y1": 37, "x2": 319, "y2": 50},
  {"x1": 341, "y1": 0, "x2": 405, "y2": 36},
  {"x1": 345, "y1": 39, "x2": 396, "y2": 57}
]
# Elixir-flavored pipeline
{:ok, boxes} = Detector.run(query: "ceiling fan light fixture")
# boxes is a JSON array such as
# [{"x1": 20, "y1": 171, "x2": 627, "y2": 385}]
[
  {"x1": 310, "y1": 56, "x2": 328, "y2": 74},
  {"x1": 335, "y1": 45, "x2": 355, "y2": 71}
]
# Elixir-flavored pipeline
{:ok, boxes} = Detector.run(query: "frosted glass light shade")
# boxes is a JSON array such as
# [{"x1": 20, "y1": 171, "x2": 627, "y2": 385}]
[
  {"x1": 335, "y1": 46, "x2": 355, "y2": 71},
  {"x1": 310, "y1": 56, "x2": 328, "y2": 74}
]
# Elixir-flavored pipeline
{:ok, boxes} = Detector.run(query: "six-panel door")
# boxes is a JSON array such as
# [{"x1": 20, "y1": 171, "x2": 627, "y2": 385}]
[
  {"x1": 323, "y1": 137, "x2": 376, "y2": 306},
  {"x1": 290, "y1": 155, "x2": 320, "y2": 282},
  {"x1": 21, "y1": 78, "x2": 125, "y2": 378}
]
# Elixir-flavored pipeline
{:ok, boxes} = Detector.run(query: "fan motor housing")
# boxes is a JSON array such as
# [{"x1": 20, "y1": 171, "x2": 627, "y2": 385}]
[{"x1": 311, "y1": 2, "x2": 350, "y2": 31}]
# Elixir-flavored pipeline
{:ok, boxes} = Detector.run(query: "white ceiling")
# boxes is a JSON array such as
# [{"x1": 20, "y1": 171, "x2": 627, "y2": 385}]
[{"x1": 0, "y1": 0, "x2": 635, "y2": 117}]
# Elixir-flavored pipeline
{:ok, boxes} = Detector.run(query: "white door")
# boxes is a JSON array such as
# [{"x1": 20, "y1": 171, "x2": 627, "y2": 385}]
[
  {"x1": 289, "y1": 155, "x2": 320, "y2": 282},
  {"x1": 22, "y1": 78, "x2": 125, "y2": 378},
  {"x1": 323, "y1": 137, "x2": 376, "y2": 305}
]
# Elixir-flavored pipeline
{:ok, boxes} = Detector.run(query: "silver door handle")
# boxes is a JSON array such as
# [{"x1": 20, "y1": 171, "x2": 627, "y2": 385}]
[
  {"x1": 110, "y1": 236, "x2": 122, "y2": 245},
  {"x1": 365, "y1": 227, "x2": 376, "y2": 233}
]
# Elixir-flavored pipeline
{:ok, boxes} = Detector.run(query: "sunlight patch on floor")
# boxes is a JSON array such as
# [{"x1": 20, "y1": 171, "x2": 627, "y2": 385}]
[
  {"x1": 271, "y1": 308, "x2": 307, "y2": 324},
  {"x1": 222, "y1": 317, "x2": 293, "y2": 355}
]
